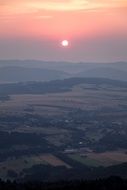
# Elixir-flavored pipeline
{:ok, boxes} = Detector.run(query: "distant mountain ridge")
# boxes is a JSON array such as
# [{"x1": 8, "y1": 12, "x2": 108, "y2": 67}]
[{"x1": 0, "y1": 60, "x2": 127, "y2": 82}]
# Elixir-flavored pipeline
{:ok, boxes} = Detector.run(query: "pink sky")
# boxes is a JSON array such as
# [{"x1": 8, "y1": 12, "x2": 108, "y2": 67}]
[{"x1": 0, "y1": 0, "x2": 127, "y2": 62}]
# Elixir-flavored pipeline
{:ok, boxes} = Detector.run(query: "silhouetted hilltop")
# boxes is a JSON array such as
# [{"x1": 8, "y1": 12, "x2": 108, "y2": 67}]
[{"x1": 0, "y1": 60, "x2": 127, "y2": 82}]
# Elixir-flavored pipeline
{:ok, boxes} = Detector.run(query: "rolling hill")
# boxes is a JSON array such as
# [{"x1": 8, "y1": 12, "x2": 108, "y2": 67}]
[
  {"x1": 0, "y1": 66, "x2": 68, "y2": 82},
  {"x1": 75, "y1": 67, "x2": 127, "y2": 81}
]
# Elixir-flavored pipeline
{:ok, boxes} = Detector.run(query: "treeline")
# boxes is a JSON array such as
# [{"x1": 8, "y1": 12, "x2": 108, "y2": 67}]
[
  {"x1": 0, "y1": 176, "x2": 127, "y2": 190},
  {"x1": 0, "y1": 131, "x2": 48, "y2": 148},
  {"x1": 0, "y1": 95, "x2": 10, "y2": 101},
  {"x1": 20, "y1": 163, "x2": 127, "y2": 182},
  {"x1": 0, "y1": 131, "x2": 53, "y2": 161}
]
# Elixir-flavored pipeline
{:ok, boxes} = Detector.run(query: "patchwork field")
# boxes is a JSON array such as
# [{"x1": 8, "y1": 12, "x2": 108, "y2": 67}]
[
  {"x1": 0, "y1": 84, "x2": 127, "y2": 117},
  {"x1": 39, "y1": 154, "x2": 71, "y2": 168},
  {"x1": 0, "y1": 153, "x2": 71, "y2": 179},
  {"x1": 0, "y1": 79, "x2": 127, "y2": 180}
]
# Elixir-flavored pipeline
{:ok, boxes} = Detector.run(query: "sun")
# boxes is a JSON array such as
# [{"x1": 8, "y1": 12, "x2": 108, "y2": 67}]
[{"x1": 61, "y1": 40, "x2": 69, "y2": 47}]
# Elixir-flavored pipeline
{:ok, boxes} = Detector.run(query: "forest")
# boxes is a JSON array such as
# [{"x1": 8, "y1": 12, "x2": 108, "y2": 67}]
[{"x1": 0, "y1": 176, "x2": 127, "y2": 190}]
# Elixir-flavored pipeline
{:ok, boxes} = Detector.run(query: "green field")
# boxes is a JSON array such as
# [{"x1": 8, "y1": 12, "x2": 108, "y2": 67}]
[
  {"x1": 68, "y1": 151, "x2": 127, "y2": 167},
  {"x1": 68, "y1": 154, "x2": 103, "y2": 167}
]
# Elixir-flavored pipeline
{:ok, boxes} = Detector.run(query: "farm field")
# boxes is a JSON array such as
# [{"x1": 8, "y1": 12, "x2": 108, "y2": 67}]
[
  {"x1": 68, "y1": 151, "x2": 127, "y2": 167},
  {"x1": 0, "y1": 83, "x2": 127, "y2": 116},
  {"x1": 0, "y1": 78, "x2": 127, "y2": 180}
]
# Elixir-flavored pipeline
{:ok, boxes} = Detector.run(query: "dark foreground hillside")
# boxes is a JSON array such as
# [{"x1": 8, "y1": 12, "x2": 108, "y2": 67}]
[{"x1": 0, "y1": 177, "x2": 127, "y2": 190}]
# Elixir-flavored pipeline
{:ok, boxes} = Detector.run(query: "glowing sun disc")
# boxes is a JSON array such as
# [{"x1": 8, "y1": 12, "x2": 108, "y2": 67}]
[{"x1": 61, "y1": 40, "x2": 69, "y2": 47}]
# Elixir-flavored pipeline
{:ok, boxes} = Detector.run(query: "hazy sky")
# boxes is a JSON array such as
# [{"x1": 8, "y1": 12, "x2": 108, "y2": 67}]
[{"x1": 0, "y1": 0, "x2": 127, "y2": 62}]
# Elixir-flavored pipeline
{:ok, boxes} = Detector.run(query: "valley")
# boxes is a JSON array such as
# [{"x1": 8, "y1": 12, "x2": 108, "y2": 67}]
[{"x1": 0, "y1": 77, "x2": 127, "y2": 180}]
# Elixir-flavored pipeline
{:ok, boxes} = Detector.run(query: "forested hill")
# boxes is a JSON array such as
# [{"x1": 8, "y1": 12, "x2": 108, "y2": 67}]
[
  {"x1": 0, "y1": 66, "x2": 68, "y2": 82},
  {"x1": 0, "y1": 77, "x2": 127, "y2": 95}
]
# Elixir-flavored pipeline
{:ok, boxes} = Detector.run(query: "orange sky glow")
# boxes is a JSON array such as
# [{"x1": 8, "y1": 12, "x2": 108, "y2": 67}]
[
  {"x1": 0, "y1": 0, "x2": 127, "y2": 62},
  {"x1": 0, "y1": 0, "x2": 127, "y2": 40}
]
